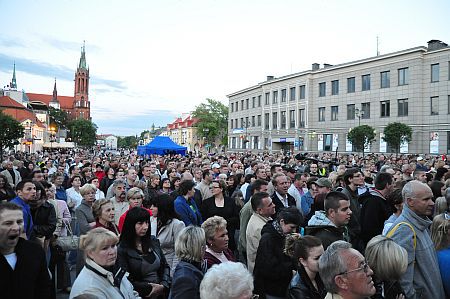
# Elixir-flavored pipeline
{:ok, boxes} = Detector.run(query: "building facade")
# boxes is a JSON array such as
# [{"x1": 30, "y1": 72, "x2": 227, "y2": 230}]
[{"x1": 227, "y1": 40, "x2": 450, "y2": 154}]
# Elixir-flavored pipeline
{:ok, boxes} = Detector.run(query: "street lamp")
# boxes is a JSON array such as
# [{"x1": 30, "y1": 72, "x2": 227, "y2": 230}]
[
  {"x1": 355, "y1": 108, "x2": 365, "y2": 126},
  {"x1": 49, "y1": 126, "x2": 56, "y2": 152},
  {"x1": 243, "y1": 120, "x2": 250, "y2": 150},
  {"x1": 203, "y1": 128, "x2": 210, "y2": 153}
]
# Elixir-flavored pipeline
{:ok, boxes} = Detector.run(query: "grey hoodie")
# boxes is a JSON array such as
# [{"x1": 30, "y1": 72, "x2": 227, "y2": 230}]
[{"x1": 385, "y1": 204, "x2": 445, "y2": 299}]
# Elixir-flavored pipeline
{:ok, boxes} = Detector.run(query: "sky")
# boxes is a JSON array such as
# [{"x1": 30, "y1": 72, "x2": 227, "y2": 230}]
[{"x1": 1, "y1": 0, "x2": 449, "y2": 136}]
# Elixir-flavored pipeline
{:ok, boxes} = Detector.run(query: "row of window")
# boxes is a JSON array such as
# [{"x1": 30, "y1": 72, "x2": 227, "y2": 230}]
[
  {"x1": 231, "y1": 62, "x2": 450, "y2": 111},
  {"x1": 230, "y1": 109, "x2": 307, "y2": 130}
]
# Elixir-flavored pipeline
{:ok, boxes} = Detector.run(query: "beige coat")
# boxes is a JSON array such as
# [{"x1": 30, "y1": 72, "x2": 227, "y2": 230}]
[
  {"x1": 246, "y1": 213, "x2": 271, "y2": 274},
  {"x1": 1, "y1": 169, "x2": 21, "y2": 188}
]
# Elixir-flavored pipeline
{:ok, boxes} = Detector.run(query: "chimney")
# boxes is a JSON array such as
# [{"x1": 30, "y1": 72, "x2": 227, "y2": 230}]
[
  {"x1": 312, "y1": 63, "x2": 320, "y2": 71},
  {"x1": 427, "y1": 40, "x2": 448, "y2": 51},
  {"x1": 267, "y1": 75, "x2": 274, "y2": 81},
  {"x1": 323, "y1": 63, "x2": 333, "y2": 68}
]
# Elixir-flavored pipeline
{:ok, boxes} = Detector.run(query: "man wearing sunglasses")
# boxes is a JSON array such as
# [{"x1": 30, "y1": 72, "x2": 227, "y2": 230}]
[
  {"x1": 386, "y1": 180, "x2": 445, "y2": 299},
  {"x1": 319, "y1": 240, "x2": 375, "y2": 299}
]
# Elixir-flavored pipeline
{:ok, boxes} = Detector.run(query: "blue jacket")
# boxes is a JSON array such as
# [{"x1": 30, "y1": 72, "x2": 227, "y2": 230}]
[
  {"x1": 169, "y1": 260, "x2": 204, "y2": 299},
  {"x1": 437, "y1": 247, "x2": 450, "y2": 297},
  {"x1": 11, "y1": 196, "x2": 33, "y2": 239},
  {"x1": 300, "y1": 191, "x2": 314, "y2": 216},
  {"x1": 55, "y1": 186, "x2": 68, "y2": 202},
  {"x1": 174, "y1": 195, "x2": 202, "y2": 226}
]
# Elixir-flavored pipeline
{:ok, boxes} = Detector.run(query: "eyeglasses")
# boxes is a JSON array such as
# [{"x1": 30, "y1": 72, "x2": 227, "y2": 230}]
[
  {"x1": 338, "y1": 261, "x2": 370, "y2": 276},
  {"x1": 444, "y1": 212, "x2": 450, "y2": 220}
]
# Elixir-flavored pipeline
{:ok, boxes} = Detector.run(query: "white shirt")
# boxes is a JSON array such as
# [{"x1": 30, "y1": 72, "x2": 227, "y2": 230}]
[{"x1": 4, "y1": 252, "x2": 17, "y2": 270}]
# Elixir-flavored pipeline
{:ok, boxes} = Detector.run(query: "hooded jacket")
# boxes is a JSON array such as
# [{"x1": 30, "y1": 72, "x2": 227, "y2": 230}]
[
  {"x1": 305, "y1": 211, "x2": 348, "y2": 250},
  {"x1": 385, "y1": 204, "x2": 445, "y2": 299}
]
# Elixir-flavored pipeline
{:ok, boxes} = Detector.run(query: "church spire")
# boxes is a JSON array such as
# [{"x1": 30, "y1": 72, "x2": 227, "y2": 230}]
[
  {"x1": 10, "y1": 62, "x2": 17, "y2": 89},
  {"x1": 78, "y1": 40, "x2": 87, "y2": 70},
  {"x1": 51, "y1": 78, "x2": 58, "y2": 102}
]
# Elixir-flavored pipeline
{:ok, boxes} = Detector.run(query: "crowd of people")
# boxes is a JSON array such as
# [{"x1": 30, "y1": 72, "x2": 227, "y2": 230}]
[{"x1": 1, "y1": 148, "x2": 450, "y2": 299}]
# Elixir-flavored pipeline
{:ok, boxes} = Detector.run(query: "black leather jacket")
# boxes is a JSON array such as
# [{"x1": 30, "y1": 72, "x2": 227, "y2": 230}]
[
  {"x1": 288, "y1": 265, "x2": 326, "y2": 299},
  {"x1": 117, "y1": 236, "x2": 171, "y2": 297}
]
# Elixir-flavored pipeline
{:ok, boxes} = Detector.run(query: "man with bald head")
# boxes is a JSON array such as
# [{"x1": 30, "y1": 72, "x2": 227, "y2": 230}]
[{"x1": 386, "y1": 180, "x2": 445, "y2": 299}]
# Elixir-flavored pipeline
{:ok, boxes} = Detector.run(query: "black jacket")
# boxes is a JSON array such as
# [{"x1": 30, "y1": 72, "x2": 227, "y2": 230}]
[
  {"x1": 253, "y1": 221, "x2": 295, "y2": 298},
  {"x1": 0, "y1": 238, "x2": 52, "y2": 299},
  {"x1": 304, "y1": 225, "x2": 346, "y2": 250},
  {"x1": 169, "y1": 260, "x2": 204, "y2": 299},
  {"x1": 117, "y1": 236, "x2": 171, "y2": 297},
  {"x1": 271, "y1": 192, "x2": 296, "y2": 218},
  {"x1": 288, "y1": 265, "x2": 326, "y2": 299},
  {"x1": 30, "y1": 201, "x2": 57, "y2": 239}
]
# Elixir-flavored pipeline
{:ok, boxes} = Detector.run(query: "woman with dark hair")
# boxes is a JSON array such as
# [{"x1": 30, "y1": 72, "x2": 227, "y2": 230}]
[
  {"x1": 66, "y1": 175, "x2": 83, "y2": 210},
  {"x1": 0, "y1": 174, "x2": 16, "y2": 202},
  {"x1": 382, "y1": 188, "x2": 404, "y2": 235},
  {"x1": 117, "y1": 207, "x2": 171, "y2": 298},
  {"x1": 285, "y1": 234, "x2": 326, "y2": 299},
  {"x1": 150, "y1": 194, "x2": 185, "y2": 276},
  {"x1": 174, "y1": 180, "x2": 202, "y2": 226},
  {"x1": 159, "y1": 177, "x2": 172, "y2": 195},
  {"x1": 201, "y1": 180, "x2": 240, "y2": 251},
  {"x1": 430, "y1": 180, "x2": 445, "y2": 200},
  {"x1": 170, "y1": 177, "x2": 181, "y2": 194},
  {"x1": 20, "y1": 161, "x2": 35, "y2": 180},
  {"x1": 99, "y1": 166, "x2": 115, "y2": 195},
  {"x1": 226, "y1": 175, "x2": 237, "y2": 197}
]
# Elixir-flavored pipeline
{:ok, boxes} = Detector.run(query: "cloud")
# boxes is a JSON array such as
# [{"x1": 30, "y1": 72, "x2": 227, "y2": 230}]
[
  {"x1": 0, "y1": 53, "x2": 126, "y2": 91},
  {"x1": 39, "y1": 36, "x2": 100, "y2": 53},
  {"x1": 0, "y1": 37, "x2": 28, "y2": 48}
]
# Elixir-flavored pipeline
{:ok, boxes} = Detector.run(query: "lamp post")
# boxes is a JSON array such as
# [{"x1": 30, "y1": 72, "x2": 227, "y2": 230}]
[
  {"x1": 203, "y1": 128, "x2": 210, "y2": 153},
  {"x1": 355, "y1": 108, "x2": 365, "y2": 126},
  {"x1": 49, "y1": 126, "x2": 56, "y2": 152}
]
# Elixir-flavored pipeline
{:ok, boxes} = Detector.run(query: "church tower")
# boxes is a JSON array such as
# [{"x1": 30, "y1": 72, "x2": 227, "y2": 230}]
[
  {"x1": 10, "y1": 62, "x2": 17, "y2": 90},
  {"x1": 49, "y1": 79, "x2": 60, "y2": 110},
  {"x1": 73, "y1": 41, "x2": 90, "y2": 120}
]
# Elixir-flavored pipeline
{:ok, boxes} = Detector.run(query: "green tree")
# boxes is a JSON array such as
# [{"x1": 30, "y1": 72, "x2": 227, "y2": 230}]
[
  {"x1": 117, "y1": 136, "x2": 138, "y2": 148},
  {"x1": 347, "y1": 125, "x2": 376, "y2": 154},
  {"x1": 48, "y1": 107, "x2": 69, "y2": 129},
  {"x1": 0, "y1": 111, "x2": 24, "y2": 161},
  {"x1": 382, "y1": 122, "x2": 412, "y2": 154},
  {"x1": 192, "y1": 98, "x2": 228, "y2": 146},
  {"x1": 68, "y1": 118, "x2": 97, "y2": 148}
]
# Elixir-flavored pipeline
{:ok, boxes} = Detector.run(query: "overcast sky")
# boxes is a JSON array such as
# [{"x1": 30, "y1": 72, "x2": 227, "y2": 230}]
[{"x1": 1, "y1": 0, "x2": 449, "y2": 136}]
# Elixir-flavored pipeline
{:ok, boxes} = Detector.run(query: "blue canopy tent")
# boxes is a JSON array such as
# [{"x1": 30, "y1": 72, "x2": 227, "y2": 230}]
[{"x1": 137, "y1": 136, "x2": 187, "y2": 156}]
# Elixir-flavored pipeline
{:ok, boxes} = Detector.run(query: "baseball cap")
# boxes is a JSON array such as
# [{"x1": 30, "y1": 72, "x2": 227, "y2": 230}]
[
  {"x1": 316, "y1": 178, "x2": 332, "y2": 189},
  {"x1": 211, "y1": 163, "x2": 220, "y2": 169},
  {"x1": 417, "y1": 156, "x2": 424, "y2": 161}
]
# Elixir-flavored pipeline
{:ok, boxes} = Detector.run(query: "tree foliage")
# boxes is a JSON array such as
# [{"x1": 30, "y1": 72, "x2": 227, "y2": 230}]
[
  {"x1": 0, "y1": 111, "x2": 24, "y2": 161},
  {"x1": 192, "y1": 98, "x2": 228, "y2": 146},
  {"x1": 118, "y1": 136, "x2": 139, "y2": 148},
  {"x1": 347, "y1": 125, "x2": 376, "y2": 152},
  {"x1": 382, "y1": 122, "x2": 412, "y2": 154},
  {"x1": 68, "y1": 118, "x2": 97, "y2": 148},
  {"x1": 48, "y1": 107, "x2": 69, "y2": 129}
]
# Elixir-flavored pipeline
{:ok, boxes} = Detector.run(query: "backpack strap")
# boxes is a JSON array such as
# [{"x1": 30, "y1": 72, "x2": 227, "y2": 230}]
[{"x1": 386, "y1": 221, "x2": 417, "y2": 249}]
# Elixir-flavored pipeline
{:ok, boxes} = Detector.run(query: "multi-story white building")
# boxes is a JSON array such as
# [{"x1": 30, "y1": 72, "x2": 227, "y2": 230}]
[{"x1": 227, "y1": 40, "x2": 450, "y2": 154}]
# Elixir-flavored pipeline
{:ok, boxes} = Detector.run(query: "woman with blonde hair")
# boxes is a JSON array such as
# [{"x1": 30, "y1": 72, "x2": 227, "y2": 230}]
[
  {"x1": 93, "y1": 198, "x2": 119, "y2": 235},
  {"x1": 169, "y1": 226, "x2": 206, "y2": 299},
  {"x1": 201, "y1": 216, "x2": 235, "y2": 269},
  {"x1": 70, "y1": 228, "x2": 139, "y2": 298},
  {"x1": 365, "y1": 235, "x2": 408, "y2": 299},
  {"x1": 431, "y1": 213, "x2": 450, "y2": 297}
]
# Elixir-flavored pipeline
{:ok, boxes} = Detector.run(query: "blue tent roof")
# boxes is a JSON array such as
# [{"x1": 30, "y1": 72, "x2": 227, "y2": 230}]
[{"x1": 137, "y1": 136, "x2": 187, "y2": 156}]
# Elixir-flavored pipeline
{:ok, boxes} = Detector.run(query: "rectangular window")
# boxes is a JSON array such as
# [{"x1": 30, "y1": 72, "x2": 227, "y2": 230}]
[
  {"x1": 264, "y1": 113, "x2": 269, "y2": 129},
  {"x1": 273, "y1": 91, "x2": 278, "y2": 104},
  {"x1": 265, "y1": 93, "x2": 270, "y2": 105},
  {"x1": 331, "y1": 106, "x2": 338, "y2": 121},
  {"x1": 245, "y1": 117, "x2": 249, "y2": 128},
  {"x1": 230, "y1": 119, "x2": 233, "y2": 129},
  {"x1": 252, "y1": 116, "x2": 255, "y2": 127},
  {"x1": 230, "y1": 102, "x2": 234, "y2": 112},
  {"x1": 323, "y1": 134, "x2": 333, "y2": 151},
  {"x1": 281, "y1": 89, "x2": 287, "y2": 102},
  {"x1": 318, "y1": 107, "x2": 325, "y2": 122},
  {"x1": 381, "y1": 71, "x2": 390, "y2": 88},
  {"x1": 289, "y1": 110, "x2": 295, "y2": 128},
  {"x1": 347, "y1": 104, "x2": 355, "y2": 120},
  {"x1": 319, "y1": 82, "x2": 326, "y2": 97},
  {"x1": 240, "y1": 118, "x2": 244, "y2": 127},
  {"x1": 362, "y1": 74, "x2": 371, "y2": 91},
  {"x1": 431, "y1": 63, "x2": 439, "y2": 82},
  {"x1": 299, "y1": 85, "x2": 306, "y2": 99},
  {"x1": 398, "y1": 99, "x2": 408, "y2": 116},
  {"x1": 380, "y1": 100, "x2": 390, "y2": 117},
  {"x1": 253, "y1": 136, "x2": 259, "y2": 150},
  {"x1": 448, "y1": 96, "x2": 450, "y2": 114},
  {"x1": 299, "y1": 109, "x2": 305, "y2": 128},
  {"x1": 347, "y1": 77, "x2": 355, "y2": 93},
  {"x1": 431, "y1": 96, "x2": 439, "y2": 115},
  {"x1": 257, "y1": 115, "x2": 261, "y2": 126},
  {"x1": 272, "y1": 112, "x2": 278, "y2": 129},
  {"x1": 246, "y1": 99, "x2": 249, "y2": 109},
  {"x1": 235, "y1": 102, "x2": 238, "y2": 112},
  {"x1": 258, "y1": 95, "x2": 261, "y2": 107},
  {"x1": 280, "y1": 111, "x2": 286, "y2": 129},
  {"x1": 331, "y1": 80, "x2": 339, "y2": 95},
  {"x1": 252, "y1": 97, "x2": 255, "y2": 108},
  {"x1": 290, "y1": 87, "x2": 296, "y2": 101},
  {"x1": 361, "y1": 102, "x2": 370, "y2": 119},
  {"x1": 398, "y1": 68, "x2": 409, "y2": 85},
  {"x1": 241, "y1": 100, "x2": 244, "y2": 110}
]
